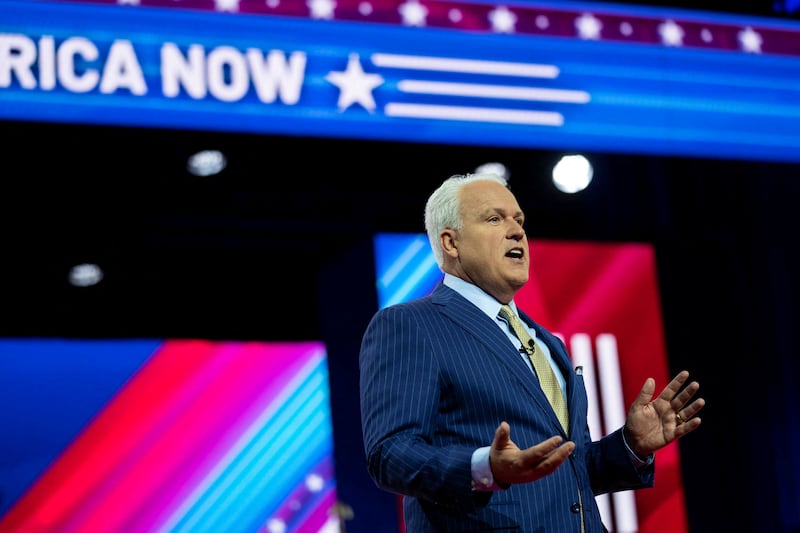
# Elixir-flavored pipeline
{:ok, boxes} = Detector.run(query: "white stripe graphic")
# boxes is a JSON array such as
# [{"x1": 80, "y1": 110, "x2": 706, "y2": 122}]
[
  {"x1": 371, "y1": 53, "x2": 559, "y2": 78},
  {"x1": 371, "y1": 53, "x2": 588, "y2": 126},
  {"x1": 397, "y1": 80, "x2": 590, "y2": 103},
  {"x1": 384, "y1": 103, "x2": 564, "y2": 125}
]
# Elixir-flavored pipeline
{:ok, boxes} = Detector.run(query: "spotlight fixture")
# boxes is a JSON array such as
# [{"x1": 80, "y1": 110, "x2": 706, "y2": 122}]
[
  {"x1": 474, "y1": 162, "x2": 510, "y2": 181},
  {"x1": 68, "y1": 263, "x2": 104, "y2": 287},
  {"x1": 187, "y1": 149, "x2": 227, "y2": 177},
  {"x1": 552, "y1": 154, "x2": 593, "y2": 193}
]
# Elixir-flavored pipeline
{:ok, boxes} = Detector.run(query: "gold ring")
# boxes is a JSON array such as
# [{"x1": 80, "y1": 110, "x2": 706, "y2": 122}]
[{"x1": 675, "y1": 412, "x2": 684, "y2": 424}]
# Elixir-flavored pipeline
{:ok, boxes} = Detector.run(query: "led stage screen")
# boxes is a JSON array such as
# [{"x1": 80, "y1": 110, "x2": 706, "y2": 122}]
[
  {"x1": 1, "y1": 0, "x2": 800, "y2": 163},
  {"x1": 0, "y1": 338, "x2": 339, "y2": 533},
  {"x1": 374, "y1": 234, "x2": 683, "y2": 533}
]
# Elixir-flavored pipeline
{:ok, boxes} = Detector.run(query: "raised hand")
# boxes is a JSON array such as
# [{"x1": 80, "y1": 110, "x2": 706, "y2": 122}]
[{"x1": 623, "y1": 370, "x2": 705, "y2": 457}]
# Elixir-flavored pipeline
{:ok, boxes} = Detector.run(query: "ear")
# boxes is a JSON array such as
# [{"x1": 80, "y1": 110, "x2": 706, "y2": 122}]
[{"x1": 440, "y1": 229, "x2": 458, "y2": 258}]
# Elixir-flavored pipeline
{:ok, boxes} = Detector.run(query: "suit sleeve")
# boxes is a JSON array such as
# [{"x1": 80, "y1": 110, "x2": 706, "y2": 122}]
[
  {"x1": 359, "y1": 305, "x2": 490, "y2": 509},
  {"x1": 586, "y1": 427, "x2": 655, "y2": 495}
]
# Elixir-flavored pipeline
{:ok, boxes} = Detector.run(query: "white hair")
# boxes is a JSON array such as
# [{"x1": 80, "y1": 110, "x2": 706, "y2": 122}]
[{"x1": 424, "y1": 172, "x2": 509, "y2": 268}]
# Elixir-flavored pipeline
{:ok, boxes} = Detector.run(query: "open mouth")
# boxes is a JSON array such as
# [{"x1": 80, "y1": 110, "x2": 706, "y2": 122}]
[{"x1": 506, "y1": 248, "x2": 524, "y2": 259}]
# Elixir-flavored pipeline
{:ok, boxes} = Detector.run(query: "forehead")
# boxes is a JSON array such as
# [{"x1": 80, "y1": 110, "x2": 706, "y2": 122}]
[{"x1": 461, "y1": 180, "x2": 520, "y2": 213}]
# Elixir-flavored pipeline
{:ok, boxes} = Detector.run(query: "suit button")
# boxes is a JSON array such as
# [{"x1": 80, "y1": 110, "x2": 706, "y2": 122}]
[{"x1": 570, "y1": 503, "x2": 581, "y2": 513}]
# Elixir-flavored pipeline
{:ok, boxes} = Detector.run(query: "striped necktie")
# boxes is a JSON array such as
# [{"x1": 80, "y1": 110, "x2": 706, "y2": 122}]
[{"x1": 499, "y1": 305, "x2": 569, "y2": 433}]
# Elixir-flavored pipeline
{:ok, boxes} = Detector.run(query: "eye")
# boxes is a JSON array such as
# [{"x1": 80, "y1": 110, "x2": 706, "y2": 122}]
[{"x1": 488, "y1": 215, "x2": 501, "y2": 223}]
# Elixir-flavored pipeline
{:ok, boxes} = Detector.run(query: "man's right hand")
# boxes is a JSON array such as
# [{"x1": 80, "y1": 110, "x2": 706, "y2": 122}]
[{"x1": 489, "y1": 421, "x2": 575, "y2": 485}]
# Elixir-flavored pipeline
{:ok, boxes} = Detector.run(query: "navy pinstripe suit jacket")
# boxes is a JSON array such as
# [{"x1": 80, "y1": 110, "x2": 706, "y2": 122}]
[{"x1": 360, "y1": 283, "x2": 654, "y2": 533}]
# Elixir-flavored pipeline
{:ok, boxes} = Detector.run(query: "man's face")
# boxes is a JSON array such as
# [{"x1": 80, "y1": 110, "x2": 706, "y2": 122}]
[{"x1": 447, "y1": 180, "x2": 529, "y2": 303}]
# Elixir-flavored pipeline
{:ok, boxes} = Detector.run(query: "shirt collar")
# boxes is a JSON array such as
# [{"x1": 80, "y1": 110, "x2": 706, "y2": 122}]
[{"x1": 442, "y1": 273, "x2": 517, "y2": 321}]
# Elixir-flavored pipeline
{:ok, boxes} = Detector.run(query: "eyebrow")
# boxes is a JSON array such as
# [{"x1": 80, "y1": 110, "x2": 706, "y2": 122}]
[{"x1": 487, "y1": 207, "x2": 524, "y2": 218}]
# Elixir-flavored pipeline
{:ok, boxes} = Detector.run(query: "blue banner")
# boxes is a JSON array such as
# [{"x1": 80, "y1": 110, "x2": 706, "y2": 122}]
[{"x1": 1, "y1": 0, "x2": 800, "y2": 162}]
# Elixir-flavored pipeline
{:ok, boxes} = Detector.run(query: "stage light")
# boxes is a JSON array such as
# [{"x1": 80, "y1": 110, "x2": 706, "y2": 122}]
[
  {"x1": 552, "y1": 154, "x2": 593, "y2": 193},
  {"x1": 474, "y1": 161, "x2": 509, "y2": 180},
  {"x1": 68, "y1": 263, "x2": 104, "y2": 287},
  {"x1": 187, "y1": 149, "x2": 227, "y2": 176}
]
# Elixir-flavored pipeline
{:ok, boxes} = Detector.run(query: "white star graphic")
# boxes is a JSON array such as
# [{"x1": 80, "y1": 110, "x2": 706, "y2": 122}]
[
  {"x1": 117, "y1": 0, "x2": 140, "y2": 5},
  {"x1": 308, "y1": 0, "x2": 336, "y2": 20},
  {"x1": 325, "y1": 54, "x2": 384, "y2": 112},
  {"x1": 399, "y1": 0, "x2": 428, "y2": 27},
  {"x1": 738, "y1": 26, "x2": 763, "y2": 53},
  {"x1": 489, "y1": 6, "x2": 517, "y2": 33},
  {"x1": 659, "y1": 19, "x2": 684, "y2": 46},
  {"x1": 575, "y1": 13, "x2": 602, "y2": 40},
  {"x1": 214, "y1": 0, "x2": 239, "y2": 12}
]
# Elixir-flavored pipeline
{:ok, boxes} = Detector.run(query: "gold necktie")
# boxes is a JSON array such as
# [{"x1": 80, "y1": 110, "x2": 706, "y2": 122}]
[{"x1": 499, "y1": 305, "x2": 569, "y2": 433}]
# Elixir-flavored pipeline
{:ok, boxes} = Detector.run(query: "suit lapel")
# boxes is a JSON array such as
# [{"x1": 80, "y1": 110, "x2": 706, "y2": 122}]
[{"x1": 431, "y1": 285, "x2": 565, "y2": 432}]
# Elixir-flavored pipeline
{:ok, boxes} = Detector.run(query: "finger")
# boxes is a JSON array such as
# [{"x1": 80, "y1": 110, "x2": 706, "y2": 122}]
[
  {"x1": 521, "y1": 435, "x2": 566, "y2": 463},
  {"x1": 530, "y1": 440, "x2": 575, "y2": 472},
  {"x1": 674, "y1": 415, "x2": 702, "y2": 437},
  {"x1": 492, "y1": 421, "x2": 511, "y2": 450},
  {"x1": 672, "y1": 383, "x2": 697, "y2": 412},
  {"x1": 677, "y1": 396, "x2": 706, "y2": 419},
  {"x1": 658, "y1": 370, "x2": 691, "y2": 402},
  {"x1": 632, "y1": 377, "x2": 656, "y2": 408},
  {"x1": 677, "y1": 380, "x2": 700, "y2": 402}
]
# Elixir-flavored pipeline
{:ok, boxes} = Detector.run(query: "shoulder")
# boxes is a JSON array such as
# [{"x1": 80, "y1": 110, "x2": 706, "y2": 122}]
[
  {"x1": 377, "y1": 283, "x2": 458, "y2": 312},
  {"x1": 369, "y1": 284, "x2": 463, "y2": 327},
  {"x1": 374, "y1": 293, "x2": 436, "y2": 321}
]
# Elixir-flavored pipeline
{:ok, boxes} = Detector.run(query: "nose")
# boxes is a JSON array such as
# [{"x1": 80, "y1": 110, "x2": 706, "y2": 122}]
[{"x1": 508, "y1": 221, "x2": 525, "y2": 240}]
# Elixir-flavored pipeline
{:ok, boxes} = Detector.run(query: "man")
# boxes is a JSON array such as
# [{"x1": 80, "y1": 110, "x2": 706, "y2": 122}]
[{"x1": 359, "y1": 172, "x2": 704, "y2": 532}]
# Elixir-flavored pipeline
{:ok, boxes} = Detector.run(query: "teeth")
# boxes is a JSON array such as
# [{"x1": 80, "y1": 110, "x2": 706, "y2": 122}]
[{"x1": 507, "y1": 250, "x2": 522, "y2": 258}]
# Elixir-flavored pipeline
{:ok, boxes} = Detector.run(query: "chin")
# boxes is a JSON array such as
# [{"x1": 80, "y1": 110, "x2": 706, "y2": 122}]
[{"x1": 511, "y1": 276, "x2": 529, "y2": 289}]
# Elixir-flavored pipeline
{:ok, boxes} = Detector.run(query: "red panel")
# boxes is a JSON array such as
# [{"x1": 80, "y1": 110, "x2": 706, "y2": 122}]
[{"x1": 518, "y1": 240, "x2": 687, "y2": 533}]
